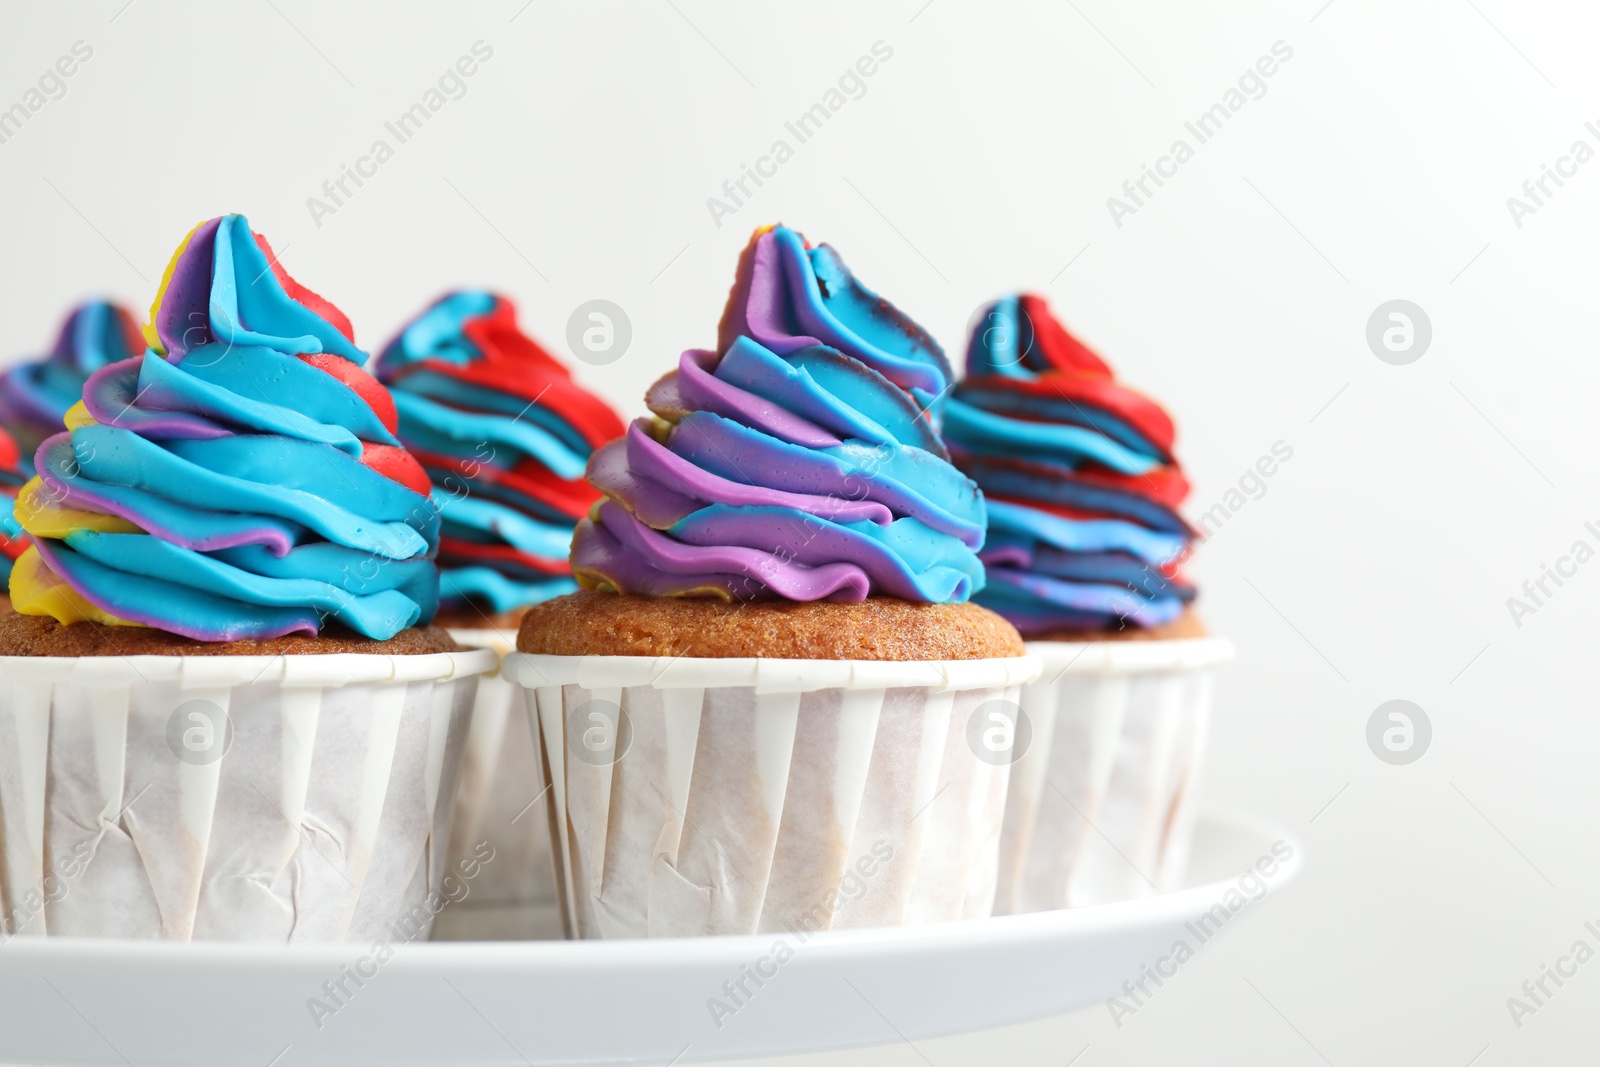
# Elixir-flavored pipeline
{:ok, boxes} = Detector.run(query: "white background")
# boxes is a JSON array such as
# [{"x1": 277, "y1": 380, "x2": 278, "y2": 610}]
[{"x1": 4, "y1": 0, "x2": 1599, "y2": 1063}]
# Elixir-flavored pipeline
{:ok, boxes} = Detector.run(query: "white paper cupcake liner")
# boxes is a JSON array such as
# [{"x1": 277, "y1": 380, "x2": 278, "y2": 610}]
[
  {"x1": 993, "y1": 637, "x2": 1233, "y2": 915},
  {"x1": 444, "y1": 628, "x2": 557, "y2": 909},
  {"x1": 0, "y1": 648, "x2": 498, "y2": 942},
  {"x1": 501, "y1": 653, "x2": 1041, "y2": 939}
]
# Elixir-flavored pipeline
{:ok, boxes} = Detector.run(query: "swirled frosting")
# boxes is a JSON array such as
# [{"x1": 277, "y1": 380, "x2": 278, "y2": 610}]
[
  {"x1": 570, "y1": 224, "x2": 986, "y2": 603},
  {"x1": 945, "y1": 295, "x2": 1194, "y2": 634},
  {"x1": 0, "y1": 426, "x2": 24, "y2": 590},
  {"x1": 9, "y1": 214, "x2": 441, "y2": 641},
  {"x1": 0, "y1": 301, "x2": 143, "y2": 475},
  {"x1": 374, "y1": 291, "x2": 624, "y2": 615}
]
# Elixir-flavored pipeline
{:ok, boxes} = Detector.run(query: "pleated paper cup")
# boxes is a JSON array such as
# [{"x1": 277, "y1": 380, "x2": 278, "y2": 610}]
[
  {"x1": 501, "y1": 653, "x2": 1041, "y2": 939},
  {"x1": 444, "y1": 628, "x2": 557, "y2": 910},
  {"x1": 0, "y1": 647, "x2": 497, "y2": 942},
  {"x1": 993, "y1": 637, "x2": 1233, "y2": 915}
]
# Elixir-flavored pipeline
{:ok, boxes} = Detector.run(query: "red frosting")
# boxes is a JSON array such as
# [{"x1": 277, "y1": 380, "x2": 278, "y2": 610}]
[
  {"x1": 356, "y1": 442, "x2": 432, "y2": 498},
  {"x1": 411, "y1": 446, "x2": 598, "y2": 523},
  {"x1": 0, "y1": 429, "x2": 18, "y2": 473},
  {"x1": 240, "y1": 234, "x2": 423, "y2": 497},
  {"x1": 1019, "y1": 294, "x2": 1111, "y2": 377},
  {"x1": 255, "y1": 234, "x2": 356, "y2": 344},
  {"x1": 960, "y1": 296, "x2": 1178, "y2": 463},
  {"x1": 297, "y1": 351, "x2": 400, "y2": 434},
  {"x1": 436, "y1": 299, "x2": 625, "y2": 452},
  {"x1": 0, "y1": 426, "x2": 24, "y2": 570}
]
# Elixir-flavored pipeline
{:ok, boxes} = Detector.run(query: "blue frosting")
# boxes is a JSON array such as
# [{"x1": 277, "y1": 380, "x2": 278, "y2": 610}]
[
  {"x1": 0, "y1": 300, "x2": 143, "y2": 476},
  {"x1": 375, "y1": 290, "x2": 624, "y2": 617},
  {"x1": 12, "y1": 215, "x2": 441, "y2": 641},
  {"x1": 571, "y1": 226, "x2": 985, "y2": 604},
  {"x1": 947, "y1": 294, "x2": 1195, "y2": 635}
]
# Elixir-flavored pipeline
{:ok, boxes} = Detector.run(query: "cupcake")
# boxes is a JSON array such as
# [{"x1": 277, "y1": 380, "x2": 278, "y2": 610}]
[
  {"x1": 0, "y1": 300, "x2": 144, "y2": 477},
  {"x1": 374, "y1": 291, "x2": 624, "y2": 913},
  {"x1": 504, "y1": 225, "x2": 1039, "y2": 938},
  {"x1": 0, "y1": 215, "x2": 496, "y2": 942},
  {"x1": 945, "y1": 294, "x2": 1231, "y2": 912},
  {"x1": 0, "y1": 301, "x2": 141, "y2": 614},
  {"x1": 375, "y1": 291, "x2": 625, "y2": 627}
]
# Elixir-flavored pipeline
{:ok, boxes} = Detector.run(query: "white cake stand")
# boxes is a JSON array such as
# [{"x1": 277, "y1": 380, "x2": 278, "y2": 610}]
[{"x1": 0, "y1": 810, "x2": 1299, "y2": 1066}]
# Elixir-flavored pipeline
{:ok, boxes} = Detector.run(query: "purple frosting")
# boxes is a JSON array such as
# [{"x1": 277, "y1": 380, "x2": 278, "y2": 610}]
[{"x1": 569, "y1": 225, "x2": 986, "y2": 604}]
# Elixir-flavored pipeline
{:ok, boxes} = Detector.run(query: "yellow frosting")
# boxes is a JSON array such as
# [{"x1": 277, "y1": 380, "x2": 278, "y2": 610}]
[
  {"x1": 142, "y1": 218, "x2": 207, "y2": 356},
  {"x1": 9, "y1": 547, "x2": 141, "y2": 627},
  {"x1": 13, "y1": 478, "x2": 141, "y2": 538},
  {"x1": 62, "y1": 400, "x2": 99, "y2": 431}
]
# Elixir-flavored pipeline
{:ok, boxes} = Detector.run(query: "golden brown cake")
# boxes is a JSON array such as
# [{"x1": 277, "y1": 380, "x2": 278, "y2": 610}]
[
  {"x1": 1034, "y1": 608, "x2": 1209, "y2": 644},
  {"x1": 432, "y1": 605, "x2": 530, "y2": 632},
  {"x1": 517, "y1": 590, "x2": 1024, "y2": 660},
  {"x1": 0, "y1": 613, "x2": 462, "y2": 657}
]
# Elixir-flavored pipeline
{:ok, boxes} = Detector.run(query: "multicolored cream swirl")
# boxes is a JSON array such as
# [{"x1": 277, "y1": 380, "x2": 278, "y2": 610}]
[
  {"x1": 570, "y1": 224, "x2": 986, "y2": 603},
  {"x1": 0, "y1": 426, "x2": 25, "y2": 590},
  {"x1": 0, "y1": 300, "x2": 144, "y2": 475},
  {"x1": 374, "y1": 291, "x2": 624, "y2": 616},
  {"x1": 9, "y1": 214, "x2": 441, "y2": 642},
  {"x1": 944, "y1": 294, "x2": 1194, "y2": 635}
]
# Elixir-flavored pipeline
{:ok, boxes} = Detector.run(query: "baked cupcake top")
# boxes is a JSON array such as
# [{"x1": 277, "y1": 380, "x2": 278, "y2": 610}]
[
  {"x1": 8, "y1": 214, "x2": 442, "y2": 642},
  {"x1": 0, "y1": 300, "x2": 143, "y2": 475},
  {"x1": 374, "y1": 291, "x2": 624, "y2": 620},
  {"x1": 945, "y1": 295, "x2": 1195, "y2": 635},
  {"x1": 569, "y1": 224, "x2": 986, "y2": 604}
]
